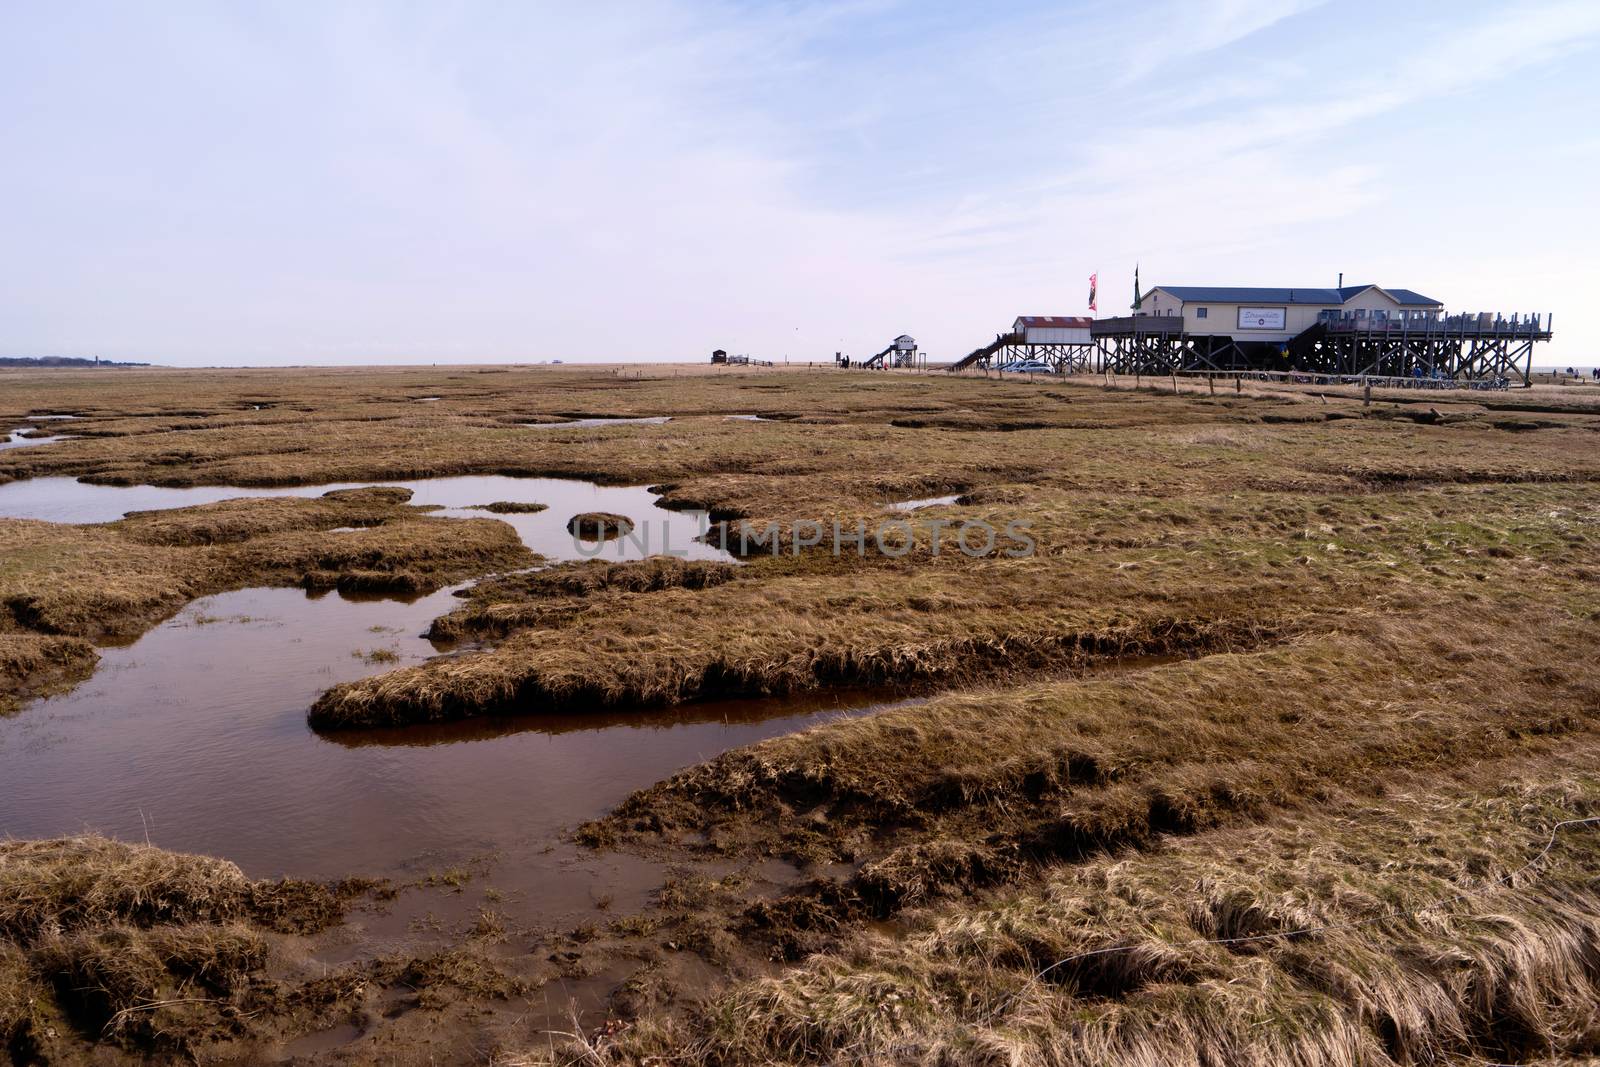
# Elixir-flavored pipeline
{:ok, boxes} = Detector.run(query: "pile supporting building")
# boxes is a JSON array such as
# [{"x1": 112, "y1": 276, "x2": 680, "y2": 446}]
[{"x1": 951, "y1": 285, "x2": 1552, "y2": 384}]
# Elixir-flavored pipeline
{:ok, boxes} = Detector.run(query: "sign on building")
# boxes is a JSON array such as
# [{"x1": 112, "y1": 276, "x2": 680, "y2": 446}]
[{"x1": 1237, "y1": 307, "x2": 1286, "y2": 330}]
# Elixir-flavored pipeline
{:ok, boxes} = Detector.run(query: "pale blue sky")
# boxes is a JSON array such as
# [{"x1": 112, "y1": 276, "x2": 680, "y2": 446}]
[{"x1": 3, "y1": 0, "x2": 1598, "y2": 366}]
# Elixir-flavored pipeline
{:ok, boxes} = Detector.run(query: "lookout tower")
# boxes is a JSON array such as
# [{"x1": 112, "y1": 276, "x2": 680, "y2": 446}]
[
  {"x1": 860, "y1": 334, "x2": 921, "y2": 369},
  {"x1": 890, "y1": 335, "x2": 918, "y2": 367}
]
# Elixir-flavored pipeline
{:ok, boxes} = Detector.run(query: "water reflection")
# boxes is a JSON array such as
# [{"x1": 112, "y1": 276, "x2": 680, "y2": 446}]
[
  {"x1": 322, "y1": 687, "x2": 916, "y2": 748},
  {"x1": 522, "y1": 416, "x2": 671, "y2": 429},
  {"x1": 0, "y1": 428, "x2": 72, "y2": 451},
  {"x1": 887, "y1": 493, "x2": 964, "y2": 511},
  {"x1": 0, "y1": 474, "x2": 733, "y2": 563},
  {"x1": 0, "y1": 584, "x2": 893, "y2": 880}
]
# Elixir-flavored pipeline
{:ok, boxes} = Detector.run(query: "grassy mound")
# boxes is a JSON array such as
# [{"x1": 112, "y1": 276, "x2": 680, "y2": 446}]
[
  {"x1": 309, "y1": 606, "x2": 1278, "y2": 729},
  {"x1": 567, "y1": 512, "x2": 634, "y2": 540},
  {"x1": 0, "y1": 836, "x2": 348, "y2": 1058},
  {"x1": 471, "y1": 501, "x2": 549, "y2": 514},
  {"x1": 427, "y1": 557, "x2": 739, "y2": 641}
]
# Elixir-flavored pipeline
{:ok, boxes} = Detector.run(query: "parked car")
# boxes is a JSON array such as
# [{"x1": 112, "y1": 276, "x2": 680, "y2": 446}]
[{"x1": 999, "y1": 359, "x2": 1054, "y2": 374}]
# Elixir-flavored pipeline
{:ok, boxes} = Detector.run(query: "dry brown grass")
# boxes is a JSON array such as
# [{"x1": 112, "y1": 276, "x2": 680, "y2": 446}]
[
  {"x1": 0, "y1": 836, "x2": 250, "y2": 941},
  {"x1": 525, "y1": 739, "x2": 1600, "y2": 1066},
  {"x1": 310, "y1": 476, "x2": 1595, "y2": 728},
  {"x1": 427, "y1": 557, "x2": 738, "y2": 641},
  {"x1": 575, "y1": 595, "x2": 1595, "y2": 918},
  {"x1": 0, "y1": 836, "x2": 357, "y2": 1057}
]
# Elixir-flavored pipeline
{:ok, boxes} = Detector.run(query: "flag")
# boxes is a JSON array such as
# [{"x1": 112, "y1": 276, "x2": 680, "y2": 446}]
[
  {"x1": 1087, "y1": 273, "x2": 1097, "y2": 312},
  {"x1": 1133, "y1": 264, "x2": 1141, "y2": 310}
]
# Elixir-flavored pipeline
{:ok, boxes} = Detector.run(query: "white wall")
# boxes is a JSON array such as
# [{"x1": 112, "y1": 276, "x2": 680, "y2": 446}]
[
  {"x1": 1138, "y1": 289, "x2": 1330, "y2": 342},
  {"x1": 1022, "y1": 326, "x2": 1091, "y2": 344}
]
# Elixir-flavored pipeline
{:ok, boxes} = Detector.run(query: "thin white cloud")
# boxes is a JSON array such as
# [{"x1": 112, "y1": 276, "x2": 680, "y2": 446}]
[{"x1": 1113, "y1": 0, "x2": 1329, "y2": 85}]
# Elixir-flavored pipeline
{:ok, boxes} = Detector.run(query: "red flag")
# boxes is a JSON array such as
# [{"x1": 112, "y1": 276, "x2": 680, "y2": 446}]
[{"x1": 1088, "y1": 273, "x2": 1098, "y2": 312}]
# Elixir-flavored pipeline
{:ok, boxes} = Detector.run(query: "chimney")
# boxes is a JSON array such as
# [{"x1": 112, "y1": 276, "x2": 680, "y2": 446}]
[{"x1": 1338, "y1": 272, "x2": 1343, "y2": 289}]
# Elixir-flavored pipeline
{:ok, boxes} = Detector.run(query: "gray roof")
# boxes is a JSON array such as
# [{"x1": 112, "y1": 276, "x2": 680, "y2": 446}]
[
  {"x1": 1150, "y1": 285, "x2": 1441, "y2": 307},
  {"x1": 1378, "y1": 288, "x2": 1443, "y2": 306}
]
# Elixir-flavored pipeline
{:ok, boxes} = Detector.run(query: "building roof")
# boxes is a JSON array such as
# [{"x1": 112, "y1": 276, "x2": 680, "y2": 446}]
[
  {"x1": 1149, "y1": 286, "x2": 1442, "y2": 307},
  {"x1": 1153, "y1": 287, "x2": 1342, "y2": 305},
  {"x1": 1379, "y1": 288, "x2": 1443, "y2": 306},
  {"x1": 1014, "y1": 315, "x2": 1094, "y2": 328}
]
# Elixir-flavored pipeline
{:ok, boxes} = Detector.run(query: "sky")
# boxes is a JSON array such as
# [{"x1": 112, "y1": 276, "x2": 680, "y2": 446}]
[{"x1": 2, "y1": 0, "x2": 1598, "y2": 367}]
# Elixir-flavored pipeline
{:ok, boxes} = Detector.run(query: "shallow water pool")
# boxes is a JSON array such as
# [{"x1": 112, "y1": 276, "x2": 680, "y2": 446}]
[
  {"x1": 0, "y1": 473, "x2": 731, "y2": 562},
  {"x1": 0, "y1": 471, "x2": 866, "y2": 934}
]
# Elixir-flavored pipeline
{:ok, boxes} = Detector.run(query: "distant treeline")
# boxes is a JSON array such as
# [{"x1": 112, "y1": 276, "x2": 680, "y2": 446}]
[{"x1": 0, "y1": 356, "x2": 151, "y2": 367}]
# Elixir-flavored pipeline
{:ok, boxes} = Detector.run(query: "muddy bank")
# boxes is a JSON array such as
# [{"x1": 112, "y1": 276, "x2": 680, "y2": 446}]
[
  {"x1": 0, "y1": 834, "x2": 618, "y2": 1066},
  {"x1": 540, "y1": 744, "x2": 1600, "y2": 1067},
  {"x1": 0, "y1": 835, "x2": 370, "y2": 1062},
  {"x1": 0, "y1": 633, "x2": 98, "y2": 714}
]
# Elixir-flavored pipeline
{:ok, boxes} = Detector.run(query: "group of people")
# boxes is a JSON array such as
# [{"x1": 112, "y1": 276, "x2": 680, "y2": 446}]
[{"x1": 1562, "y1": 366, "x2": 1600, "y2": 381}]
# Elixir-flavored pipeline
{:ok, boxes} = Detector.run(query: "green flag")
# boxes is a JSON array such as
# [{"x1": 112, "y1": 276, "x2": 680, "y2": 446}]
[{"x1": 1133, "y1": 265, "x2": 1141, "y2": 311}]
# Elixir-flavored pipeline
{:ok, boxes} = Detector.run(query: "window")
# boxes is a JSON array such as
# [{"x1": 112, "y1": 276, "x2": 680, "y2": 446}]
[{"x1": 1195, "y1": 307, "x2": 1208, "y2": 319}]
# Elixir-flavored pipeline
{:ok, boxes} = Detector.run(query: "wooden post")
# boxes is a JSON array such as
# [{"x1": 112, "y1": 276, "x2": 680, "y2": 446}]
[
  {"x1": 1235, "y1": 375, "x2": 1241, "y2": 394},
  {"x1": 1364, "y1": 381, "x2": 1372, "y2": 407},
  {"x1": 1208, "y1": 373, "x2": 1215, "y2": 395}
]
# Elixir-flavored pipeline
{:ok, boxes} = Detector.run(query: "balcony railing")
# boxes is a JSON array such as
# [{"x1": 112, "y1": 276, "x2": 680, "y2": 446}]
[{"x1": 1321, "y1": 312, "x2": 1551, "y2": 338}]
